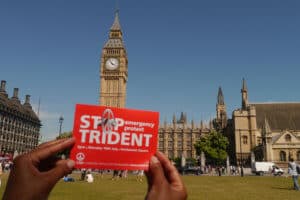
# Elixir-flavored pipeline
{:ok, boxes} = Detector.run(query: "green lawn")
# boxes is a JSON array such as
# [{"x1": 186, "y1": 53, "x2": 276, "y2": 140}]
[{"x1": 1, "y1": 173, "x2": 299, "y2": 200}]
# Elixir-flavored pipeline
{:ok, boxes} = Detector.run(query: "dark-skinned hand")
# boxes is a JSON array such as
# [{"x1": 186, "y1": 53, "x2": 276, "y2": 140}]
[
  {"x1": 145, "y1": 151, "x2": 187, "y2": 200},
  {"x1": 3, "y1": 138, "x2": 75, "y2": 200}
]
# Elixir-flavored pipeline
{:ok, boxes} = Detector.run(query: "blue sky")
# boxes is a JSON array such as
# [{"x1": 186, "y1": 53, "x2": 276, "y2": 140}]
[{"x1": 1, "y1": 0, "x2": 299, "y2": 141}]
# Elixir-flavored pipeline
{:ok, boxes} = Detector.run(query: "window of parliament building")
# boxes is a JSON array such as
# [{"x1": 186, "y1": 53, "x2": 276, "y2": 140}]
[{"x1": 0, "y1": 80, "x2": 41, "y2": 155}]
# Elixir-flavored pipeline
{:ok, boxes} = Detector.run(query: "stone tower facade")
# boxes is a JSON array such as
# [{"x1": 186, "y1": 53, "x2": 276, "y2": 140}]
[{"x1": 99, "y1": 11, "x2": 128, "y2": 108}]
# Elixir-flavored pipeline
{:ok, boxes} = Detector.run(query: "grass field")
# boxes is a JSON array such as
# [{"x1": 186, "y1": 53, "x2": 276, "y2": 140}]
[{"x1": 1, "y1": 173, "x2": 299, "y2": 200}]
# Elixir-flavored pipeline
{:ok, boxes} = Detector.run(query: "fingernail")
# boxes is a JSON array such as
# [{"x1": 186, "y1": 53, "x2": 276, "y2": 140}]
[
  {"x1": 68, "y1": 137, "x2": 75, "y2": 141},
  {"x1": 151, "y1": 156, "x2": 159, "y2": 164},
  {"x1": 64, "y1": 137, "x2": 75, "y2": 143},
  {"x1": 67, "y1": 160, "x2": 75, "y2": 169}
]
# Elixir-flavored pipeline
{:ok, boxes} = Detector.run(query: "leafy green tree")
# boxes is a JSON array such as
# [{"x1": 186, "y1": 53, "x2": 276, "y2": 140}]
[
  {"x1": 194, "y1": 130, "x2": 229, "y2": 166},
  {"x1": 56, "y1": 131, "x2": 72, "y2": 140},
  {"x1": 56, "y1": 131, "x2": 72, "y2": 157},
  {"x1": 172, "y1": 157, "x2": 181, "y2": 168}
]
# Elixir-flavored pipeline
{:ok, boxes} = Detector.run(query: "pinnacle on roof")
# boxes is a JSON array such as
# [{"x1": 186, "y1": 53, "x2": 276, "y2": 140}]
[
  {"x1": 110, "y1": 9, "x2": 122, "y2": 31},
  {"x1": 217, "y1": 86, "x2": 225, "y2": 105},
  {"x1": 242, "y1": 78, "x2": 247, "y2": 91},
  {"x1": 177, "y1": 112, "x2": 187, "y2": 124},
  {"x1": 263, "y1": 117, "x2": 271, "y2": 135}
]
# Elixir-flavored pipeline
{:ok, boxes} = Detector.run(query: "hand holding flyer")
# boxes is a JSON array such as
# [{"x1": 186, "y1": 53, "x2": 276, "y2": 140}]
[{"x1": 70, "y1": 104, "x2": 159, "y2": 170}]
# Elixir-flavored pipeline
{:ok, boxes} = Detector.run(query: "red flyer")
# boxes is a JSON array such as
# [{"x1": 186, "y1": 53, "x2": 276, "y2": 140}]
[{"x1": 70, "y1": 104, "x2": 159, "y2": 171}]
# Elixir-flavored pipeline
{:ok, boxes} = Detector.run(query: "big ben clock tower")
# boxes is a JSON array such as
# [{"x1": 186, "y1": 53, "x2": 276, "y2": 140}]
[{"x1": 99, "y1": 10, "x2": 128, "y2": 108}]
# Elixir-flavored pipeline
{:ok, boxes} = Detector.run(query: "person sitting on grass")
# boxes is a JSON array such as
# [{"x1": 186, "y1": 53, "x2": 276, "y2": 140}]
[
  {"x1": 86, "y1": 170, "x2": 94, "y2": 183},
  {"x1": 2, "y1": 138, "x2": 187, "y2": 200},
  {"x1": 63, "y1": 175, "x2": 75, "y2": 182}
]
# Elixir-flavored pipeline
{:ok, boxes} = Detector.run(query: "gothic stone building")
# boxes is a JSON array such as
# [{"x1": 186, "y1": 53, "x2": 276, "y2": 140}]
[
  {"x1": 0, "y1": 80, "x2": 41, "y2": 154},
  {"x1": 232, "y1": 79, "x2": 300, "y2": 167},
  {"x1": 158, "y1": 114, "x2": 212, "y2": 159},
  {"x1": 158, "y1": 88, "x2": 227, "y2": 160}
]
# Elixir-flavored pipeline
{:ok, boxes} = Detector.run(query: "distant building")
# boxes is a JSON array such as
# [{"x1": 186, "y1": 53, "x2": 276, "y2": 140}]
[
  {"x1": 231, "y1": 79, "x2": 300, "y2": 167},
  {"x1": 158, "y1": 88, "x2": 227, "y2": 160},
  {"x1": 0, "y1": 80, "x2": 41, "y2": 154},
  {"x1": 158, "y1": 113, "x2": 216, "y2": 159}
]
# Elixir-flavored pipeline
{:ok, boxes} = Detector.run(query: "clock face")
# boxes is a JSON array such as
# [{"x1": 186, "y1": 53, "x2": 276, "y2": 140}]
[{"x1": 105, "y1": 58, "x2": 119, "y2": 70}]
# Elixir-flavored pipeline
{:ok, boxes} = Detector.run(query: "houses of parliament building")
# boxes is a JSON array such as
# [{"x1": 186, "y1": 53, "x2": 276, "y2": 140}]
[
  {"x1": 0, "y1": 80, "x2": 41, "y2": 154},
  {"x1": 100, "y1": 11, "x2": 300, "y2": 165}
]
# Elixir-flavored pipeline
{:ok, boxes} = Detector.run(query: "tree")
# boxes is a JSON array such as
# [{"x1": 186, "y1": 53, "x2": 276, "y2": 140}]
[
  {"x1": 56, "y1": 131, "x2": 72, "y2": 140},
  {"x1": 194, "y1": 130, "x2": 229, "y2": 166},
  {"x1": 56, "y1": 131, "x2": 73, "y2": 157}
]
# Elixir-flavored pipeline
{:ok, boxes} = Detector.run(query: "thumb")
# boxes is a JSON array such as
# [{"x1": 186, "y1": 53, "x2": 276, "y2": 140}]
[
  {"x1": 148, "y1": 156, "x2": 166, "y2": 187},
  {"x1": 45, "y1": 159, "x2": 75, "y2": 185}
]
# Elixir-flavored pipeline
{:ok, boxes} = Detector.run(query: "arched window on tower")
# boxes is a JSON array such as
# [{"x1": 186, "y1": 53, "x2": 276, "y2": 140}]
[
  {"x1": 242, "y1": 136, "x2": 248, "y2": 144},
  {"x1": 280, "y1": 151, "x2": 286, "y2": 161},
  {"x1": 285, "y1": 134, "x2": 291, "y2": 142}
]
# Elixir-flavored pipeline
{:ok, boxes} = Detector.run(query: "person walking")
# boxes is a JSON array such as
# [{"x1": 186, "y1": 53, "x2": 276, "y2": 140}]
[{"x1": 288, "y1": 158, "x2": 299, "y2": 191}]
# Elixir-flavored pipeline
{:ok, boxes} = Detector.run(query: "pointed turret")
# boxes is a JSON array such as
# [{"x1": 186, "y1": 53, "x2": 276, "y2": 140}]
[
  {"x1": 110, "y1": 10, "x2": 122, "y2": 31},
  {"x1": 184, "y1": 113, "x2": 187, "y2": 123},
  {"x1": 179, "y1": 112, "x2": 184, "y2": 123},
  {"x1": 216, "y1": 86, "x2": 227, "y2": 130},
  {"x1": 172, "y1": 114, "x2": 176, "y2": 124},
  {"x1": 172, "y1": 114, "x2": 176, "y2": 129},
  {"x1": 177, "y1": 112, "x2": 187, "y2": 124},
  {"x1": 200, "y1": 120, "x2": 204, "y2": 130},
  {"x1": 209, "y1": 119, "x2": 214, "y2": 130},
  {"x1": 163, "y1": 117, "x2": 167, "y2": 129},
  {"x1": 241, "y1": 78, "x2": 248, "y2": 110},
  {"x1": 262, "y1": 117, "x2": 271, "y2": 135},
  {"x1": 104, "y1": 10, "x2": 124, "y2": 48},
  {"x1": 217, "y1": 87, "x2": 224, "y2": 105},
  {"x1": 242, "y1": 78, "x2": 247, "y2": 92}
]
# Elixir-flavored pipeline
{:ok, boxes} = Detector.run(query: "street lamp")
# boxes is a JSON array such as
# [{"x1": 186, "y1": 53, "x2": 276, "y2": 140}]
[
  {"x1": 239, "y1": 129, "x2": 244, "y2": 177},
  {"x1": 59, "y1": 115, "x2": 64, "y2": 135}
]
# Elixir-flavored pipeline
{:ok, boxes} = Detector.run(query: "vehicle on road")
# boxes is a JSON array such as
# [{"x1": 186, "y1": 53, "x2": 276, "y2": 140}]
[
  {"x1": 252, "y1": 162, "x2": 284, "y2": 176},
  {"x1": 177, "y1": 166, "x2": 202, "y2": 175}
]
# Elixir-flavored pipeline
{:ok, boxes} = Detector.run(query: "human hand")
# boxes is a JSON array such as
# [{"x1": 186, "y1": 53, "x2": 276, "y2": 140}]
[
  {"x1": 145, "y1": 151, "x2": 187, "y2": 200},
  {"x1": 3, "y1": 138, "x2": 75, "y2": 200}
]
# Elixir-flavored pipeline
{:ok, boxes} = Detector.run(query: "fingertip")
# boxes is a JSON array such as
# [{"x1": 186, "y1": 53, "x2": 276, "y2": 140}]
[
  {"x1": 65, "y1": 137, "x2": 75, "y2": 144},
  {"x1": 67, "y1": 159, "x2": 75, "y2": 169},
  {"x1": 150, "y1": 156, "x2": 159, "y2": 164}
]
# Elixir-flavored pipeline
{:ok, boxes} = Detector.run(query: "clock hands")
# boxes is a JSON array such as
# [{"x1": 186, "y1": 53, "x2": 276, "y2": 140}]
[
  {"x1": 106, "y1": 58, "x2": 119, "y2": 70},
  {"x1": 110, "y1": 60, "x2": 115, "y2": 66}
]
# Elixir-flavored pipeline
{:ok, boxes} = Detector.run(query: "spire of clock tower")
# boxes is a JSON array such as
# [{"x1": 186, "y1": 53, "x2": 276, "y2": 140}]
[
  {"x1": 110, "y1": 10, "x2": 121, "y2": 31},
  {"x1": 104, "y1": 10, "x2": 124, "y2": 48}
]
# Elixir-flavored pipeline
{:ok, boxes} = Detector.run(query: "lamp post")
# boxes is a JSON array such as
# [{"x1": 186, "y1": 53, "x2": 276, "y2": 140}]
[
  {"x1": 59, "y1": 115, "x2": 64, "y2": 136},
  {"x1": 239, "y1": 129, "x2": 244, "y2": 177}
]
